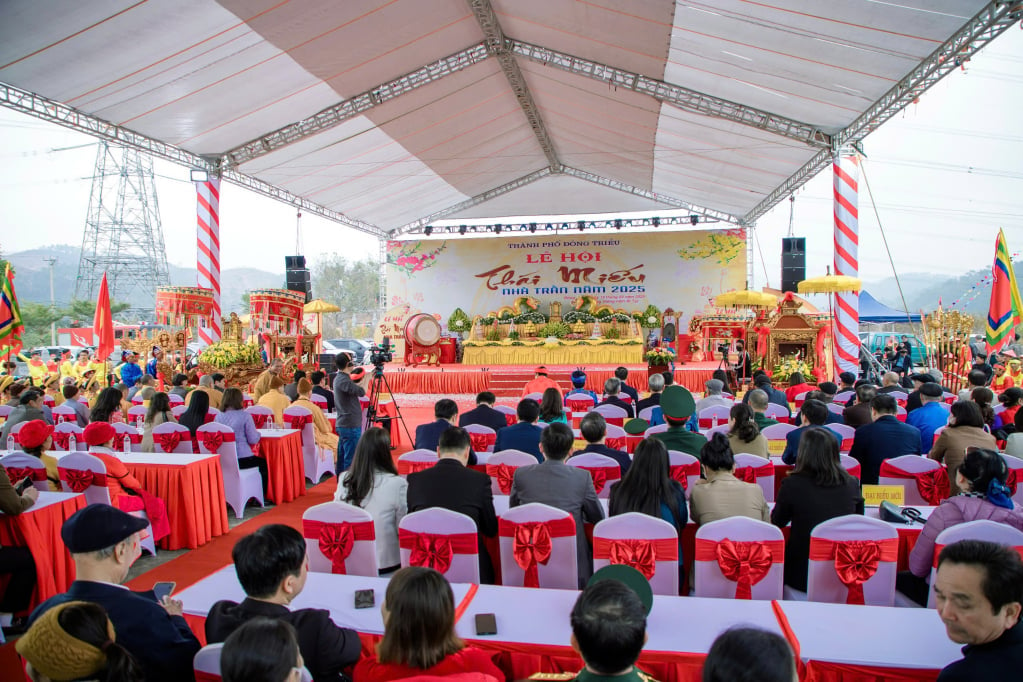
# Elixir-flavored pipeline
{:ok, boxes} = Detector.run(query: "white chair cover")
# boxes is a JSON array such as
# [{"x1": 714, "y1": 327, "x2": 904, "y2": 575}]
[
  {"x1": 245, "y1": 405, "x2": 275, "y2": 428},
  {"x1": 926, "y1": 520, "x2": 1023, "y2": 608},
  {"x1": 763, "y1": 403, "x2": 790, "y2": 420},
  {"x1": 283, "y1": 405, "x2": 334, "y2": 483},
  {"x1": 877, "y1": 454, "x2": 944, "y2": 506},
  {"x1": 197, "y1": 422, "x2": 263, "y2": 519},
  {"x1": 51, "y1": 404, "x2": 77, "y2": 425},
  {"x1": 397, "y1": 449, "x2": 439, "y2": 475},
  {"x1": 486, "y1": 450, "x2": 537, "y2": 495},
  {"x1": 806, "y1": 515, "x2": 899, "y2": 606},
  {"x1": 498, "y1": 503, "x2": 577, "y2": 590},
  {"x1": 1000, "y1": 453, "x2": 1023, "y2": 508},
  {"x1": 168, "y1": 393, "x2": 185, "y2": 405},
  {"x1": 302, "y1": 501, "x2": 379, "y2": 577},
  {"x1": 53, "y1": 422, "x2": 86, "y2": 451},
  {"x1": 694, "y1": 517, "x2": 784, "y2": 601},
  {"x1": 566, "y1": 452, "x2": 621, "y2": 499},
  {"x1": 152, "y1": 422, "x2": 194, "y2": 454},
  {"x1": 463, "y1": 423, "x2": 498, "y2": 454},
  {"x1": 593, "y1": 512, "x2": 679, "y2": 596},
  {"x1": 733, "y1": 453, "x2": 775, "y2": 502},
  {"x1": 0, "y1": 452, "x2": 49, "y2": 491},
  {"x1": 399, "y1": 508, "x2": 480, "y2": 583}
]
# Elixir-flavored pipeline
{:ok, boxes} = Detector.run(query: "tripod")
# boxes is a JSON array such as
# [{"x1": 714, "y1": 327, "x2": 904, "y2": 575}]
[{"x1": 364, "y1": 364, "x2": 414, "y2": 449}]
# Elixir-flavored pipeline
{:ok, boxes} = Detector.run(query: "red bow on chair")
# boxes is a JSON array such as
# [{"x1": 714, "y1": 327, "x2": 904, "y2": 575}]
[
  {"x1": 879, "y1": 462, "x2": 950, "y2": 505},
  {"x1": 609, "y1": 539, "x2": 657, "y2": 580},
  {"x1": 669, "y1": 462, "x2": 700, "y2": 491},
  {"x1": 251, "y1": 413, "x2": 271, "y2": 428},
  {"x1": 154, "y1": 432, "x2": 183, "y2": 452},
  {"x1": 512, "y1": 522, "x2": 553, "y2": 588},
  {"x1": 318, "y1": 524, "x2": 355, "y2": 574},
  {"x1": 487, "y1": 463, "x2": 516, "y2": 494},
  {"x1": 409, "y1": 535, "x2": 454, "y2": 574},
  {"x1": 4, "y1": 466, "x2": 44, "y2": 483},
  {"x1": 1007, "y1": 469, "x2": 1018, "y2": 495},
  {"x1": 735, "y1": 467, "x2": 756, "y2": 484},
  {"x1": 468, "y1": 432, "x2": 492, "y2": 453},
  {"x1": 809, "y1": 537, "x2": 898, "y2": 605},
  {"x1": 200, "y1": 431, "x2": 223, "y2": 452},
  {"x1": 715, "y1": 539, "x2": 775, "y2": 600},
  {"x1": 59, "y1": 468, "x2": 107, "y2": 493},
  {"x1": 51, "y1": 432, "x2": 72, "y2": 450},
  {"x1": 285, "y1": 414, "x2": 312, "y2": 429}
]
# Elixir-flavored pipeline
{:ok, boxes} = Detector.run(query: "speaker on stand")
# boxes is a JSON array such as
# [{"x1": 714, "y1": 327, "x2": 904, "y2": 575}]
[
  {"x1": 781, "y1": 237, "x2": 805, "y2": 294},
  {"x1": 285, "y1": 255, "x2": 311, "y2": 303}
]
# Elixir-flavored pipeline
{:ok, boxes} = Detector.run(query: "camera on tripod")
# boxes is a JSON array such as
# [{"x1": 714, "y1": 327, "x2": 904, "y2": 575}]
[
  {"x1": 369, "y1": 337, "x2": 393, "y2": 367},
  {"x1": 717, "y1": 343, "x2": 730, "y2": 354}
]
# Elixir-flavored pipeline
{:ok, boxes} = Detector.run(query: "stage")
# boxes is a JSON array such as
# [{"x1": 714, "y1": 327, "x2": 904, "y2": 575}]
[{"x1": 373, "y1": 361, "x2": 720, "y2": 397}]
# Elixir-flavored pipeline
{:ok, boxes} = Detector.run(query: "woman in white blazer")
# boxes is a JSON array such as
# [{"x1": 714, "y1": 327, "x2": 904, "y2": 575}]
[{"x1": 335, "y1": 427, "x2": 407, "y2": 572}]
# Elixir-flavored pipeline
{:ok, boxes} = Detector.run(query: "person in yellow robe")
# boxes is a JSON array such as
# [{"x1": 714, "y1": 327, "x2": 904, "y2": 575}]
[
  {"x1": 72, "y1": 350, "x2": 92, "y2": 380},
  {"x1": 1007, "y1": 358, "x2": 1023, "y2": 388},
  {"x1": 292, "y1": 378, "x2": 339, "y2": 452},
  {"x1": 256, "y1": 375, "x2": 291, "y2": 425},
  {"x1": 44, "y1": 375, "x2": 64, "y2": 406},
  {"x1": 58, "y1": 351, "x2": 75, "y2": 381},
  {"x1": 20, "y1": 350, "x2": 50, "y2": 385}
]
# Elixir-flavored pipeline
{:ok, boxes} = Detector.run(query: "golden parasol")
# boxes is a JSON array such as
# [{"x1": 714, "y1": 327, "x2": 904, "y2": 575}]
[
  {"x1": 303, "y1": 299, "x2": 341, "y2": 354},
  {"x1": 797, "y1": 267, "x2": 862, "y2": 380},
  {"x1": 714, "y1": 289, "x2": 778, "y2": 308}
]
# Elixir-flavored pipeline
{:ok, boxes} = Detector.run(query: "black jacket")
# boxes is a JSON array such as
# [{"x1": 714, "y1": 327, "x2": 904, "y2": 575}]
[
  {"x1": 407, "y1": 459, "x2": 498, "y2": 583},
  {"x1": 414, "y1": 420, "x2": 477, "y2": 465},
  {"x1": 31, "y1": 581, "x2": 200, "y2": 682},
  {"x1": 618, "y1": 382, "x2": 640, "y2": 405},
  {"x1": 459, "y1": 404, "x2": 509, "y2": 433},
  {"x1": 938, "y1": 619, "x2": 1023, "y2": 681},
  {"x1": 205, "y1": 597, "x2": 360, "y2": 682},
  {"x1": 635, "y1": 393, "x2": 661, "y2": 416},
  {"x1": 312, "y1": 385, "x2": 335, "y2": 413},
  {"x1": 849, "y1": 415, "x2": 921, "y2": 484}
]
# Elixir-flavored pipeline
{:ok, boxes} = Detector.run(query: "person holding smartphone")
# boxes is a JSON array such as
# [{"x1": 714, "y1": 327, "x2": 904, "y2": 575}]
[{"x1": 0, "y1": 463, "x2": 38, "y2": 635}]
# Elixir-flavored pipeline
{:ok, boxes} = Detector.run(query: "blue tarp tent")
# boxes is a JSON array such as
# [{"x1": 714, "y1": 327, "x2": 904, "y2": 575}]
[{"x1": 859, "y1": 290, "x2": 921, "y2": 324}]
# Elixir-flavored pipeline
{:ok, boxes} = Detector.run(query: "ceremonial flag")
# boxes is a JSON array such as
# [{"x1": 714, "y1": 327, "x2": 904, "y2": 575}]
[
  {"x1": 94, "y1": 272, "x2": 115, "y2": 361},
  {"x1": 985, "y1": 229, "x2": 1023, "y2": 355},
  {"x1": 0, "y1": 263, "x2": 25, "y2": 355}
]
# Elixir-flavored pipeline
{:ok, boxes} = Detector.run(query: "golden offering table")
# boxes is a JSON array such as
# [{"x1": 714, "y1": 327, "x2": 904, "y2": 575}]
[{"x1": 462, "y1": 339, "x2": 644, "y2": 366}]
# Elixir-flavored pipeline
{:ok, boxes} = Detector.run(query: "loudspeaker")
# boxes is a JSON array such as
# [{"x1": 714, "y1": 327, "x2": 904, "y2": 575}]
[
  {"x1": 285, "y1": 255, "x2": 311, "y2": 302},
  {"x1": 285, "y1": 255, "x2": 306, "y2": 270},
  {"x1": 781, "y1": 237, "x2": 805, "y2": 294}
]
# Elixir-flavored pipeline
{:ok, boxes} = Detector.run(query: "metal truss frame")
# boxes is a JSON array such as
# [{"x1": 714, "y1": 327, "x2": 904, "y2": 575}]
[
  {"x1": 398, "y1": 214, "x2": 727, "y2": 237},
  {"x1": 0, "y1": 81, "x2": 386, "y2": 237}
]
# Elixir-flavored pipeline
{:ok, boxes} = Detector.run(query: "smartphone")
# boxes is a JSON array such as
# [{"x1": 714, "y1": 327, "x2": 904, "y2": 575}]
[
  {"x1": 14, "y1": 477, "x2": 32, "y2": 495},
  {"x1": 474, "y1": 613, "x2": 497, "y2": 636},
  {"x1": 354, "y1": 589, "x2": 375, "y2": 609},
  {"x1": 153, "y1": 581, "x2": 176, "y2": 602}
]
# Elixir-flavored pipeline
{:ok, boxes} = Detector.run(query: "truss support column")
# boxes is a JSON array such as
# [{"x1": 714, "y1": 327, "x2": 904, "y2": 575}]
[
  {"x1": 833, "y1": 152, "x2": 860, "y2": 376},
  {"x1": 743, "y1": 223, "x2": 756, "y2": 289},
  {"x1": 378, "y1": 238, "x2": 388, "y2": 322},
  {"x1": 195, "y1": 177, "x2": 222, "y2": 345}
]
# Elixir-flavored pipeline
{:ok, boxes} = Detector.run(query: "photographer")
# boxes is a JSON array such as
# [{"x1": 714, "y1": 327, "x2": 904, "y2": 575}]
[{"x1": 333, "y1": 354, "x2": 367, "y2": 475}]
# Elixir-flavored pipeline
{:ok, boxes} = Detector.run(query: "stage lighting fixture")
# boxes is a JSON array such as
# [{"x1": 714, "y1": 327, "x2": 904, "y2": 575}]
[
  {"x1": 459, "y1": 225, "x2": 467, "y2": 235},
  {"x1": 424, "y1": 225, "x2": 433, "y2": 236},
  {"x1": 529, "y1": 223, "x2": 537, "y2": 233},
  {"x1": 577, "y1": 221, "x2": 585, "y2": 232},
  {"x1": 614, "y1": 219, "x2": 623, "y2": 230},
  {"x1": 690, "y1": 215, "x2": 699, "y2": 225},
  {"x1": 652, "y1": 217, "x2": 660, "y2": 227},
  {"x1": 190, "y1": 169, "x2": 209, "y2": 183},
  {"x1": 494, "y1": 224, "x2": 502, "y2": 234}
]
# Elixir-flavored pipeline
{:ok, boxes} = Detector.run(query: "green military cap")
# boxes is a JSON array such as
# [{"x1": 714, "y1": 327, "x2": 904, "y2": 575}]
[
  {"x1": 623, "y1": 418, "x2": 649, "y2": 435},
  {"x1": 587, "y1": 564, "x2": 653, "y2": 615},
  {"x1": 659, "y1": 385, "x2": 696, "y2": 420}
]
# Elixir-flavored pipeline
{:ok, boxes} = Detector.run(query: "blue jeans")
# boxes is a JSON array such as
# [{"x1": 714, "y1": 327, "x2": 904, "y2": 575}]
[{"x1": 336, "y1": 427, "x2": 362, "y2": 474}]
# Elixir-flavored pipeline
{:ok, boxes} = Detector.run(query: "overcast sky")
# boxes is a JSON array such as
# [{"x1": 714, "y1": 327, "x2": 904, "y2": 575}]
[{"x1": 1, "y1": 27, "x2": 1020, "y2": 298}]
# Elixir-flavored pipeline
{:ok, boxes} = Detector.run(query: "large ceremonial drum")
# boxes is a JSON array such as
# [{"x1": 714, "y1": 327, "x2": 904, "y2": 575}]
[{"x1": 404, "y1": 314, "x2": 441, "y2": 347}]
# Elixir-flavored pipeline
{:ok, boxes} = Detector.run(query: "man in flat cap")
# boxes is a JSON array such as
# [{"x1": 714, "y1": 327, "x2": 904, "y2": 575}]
[
  {"x1": 29, "y1": 504, "x2": 201, "y2": 682},
  {"x1": 907, "y1": 382, "x2": 950, "y2": 454},
  {"x1": 651, "y1": 386, "x2": 707, "y2": 458}
]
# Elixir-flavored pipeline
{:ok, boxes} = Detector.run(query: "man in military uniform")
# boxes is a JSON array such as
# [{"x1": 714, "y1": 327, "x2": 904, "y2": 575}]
[
  {"x1": 651, "y1": 385, "x2": 707, "y2": 457},
  {"x1": 531, "y1": 566, "x2": 658, "y2": 682}
]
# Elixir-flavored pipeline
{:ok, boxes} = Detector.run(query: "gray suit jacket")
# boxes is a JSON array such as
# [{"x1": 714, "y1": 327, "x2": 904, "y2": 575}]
[{"x1": 509, "y1": 459, "x2": 604, "y2": 586}]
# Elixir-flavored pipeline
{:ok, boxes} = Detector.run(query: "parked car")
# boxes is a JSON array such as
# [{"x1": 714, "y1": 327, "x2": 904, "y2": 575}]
[
  {"x1": 859, "y1": 332, "x2": 927, "y2": 367},
  {"x1": 323, "y1": 338, "x2": 372, "y2": 364}
]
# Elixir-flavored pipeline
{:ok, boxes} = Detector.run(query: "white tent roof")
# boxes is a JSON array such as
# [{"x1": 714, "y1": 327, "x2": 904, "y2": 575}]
[{"x1": 0, "y1": 1, "x2": 1016, "y2": 236}]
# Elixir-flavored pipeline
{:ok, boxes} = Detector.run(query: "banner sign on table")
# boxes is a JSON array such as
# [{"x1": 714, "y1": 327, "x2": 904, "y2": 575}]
[
  {"x1": 862, "y1": 485, "x2": 905, "y2": 507},
  {"x1": 385, "y1": 229, "x2": 746, "y2": 329}
]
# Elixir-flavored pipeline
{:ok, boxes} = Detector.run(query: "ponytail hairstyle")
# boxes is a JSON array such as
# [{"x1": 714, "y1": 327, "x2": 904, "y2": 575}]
[
  {"x1": 59, "y1": 602, "x2": 144, "y2": 682},
  {"x1": 959, "y1": 448, "x2": 1014, "y2": 510},
  {"x1": 728, "y1": 403, "x2": 760, "y2": 444}
]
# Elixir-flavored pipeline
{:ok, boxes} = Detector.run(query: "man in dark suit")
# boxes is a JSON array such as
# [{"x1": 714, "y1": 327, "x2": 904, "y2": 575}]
[
  {"x1": 416, "y1": 398, "x2": 477, "y2": 465},
  {"x1": 743, "y1": 373, "x2": 791, "y2": 417},
  {"x1": 614, "y1": 367, "x2": 640, "y2": 404},
  {"x1": 574, "y1": 411, "x2": 631, "y2": 475},
  {"x1": 495, "y1": 398, "x2": 544, "y2": 462},
  {"x1": 905, "y1": 373, "x2": 934, "y2": 413},
  {"x1": 407, "y1": 428, "x2": 498, "y2": 583},
  {"x1": 843, "y1": 384, "x2": 877, "y2": 429},
  {"x1": 510, "y1": 422, "x2": 605, "y2": 587},
  {"x1": 781, "y1": 399, "x2": 842, "y2": 465},
  {"x1": 635, "y1": 373, "x2": 664, "y2": 416},
  {"x1": 850, "y1": 394, "x2": 922, "y2": 484},
  {"x1": 459, "y1": 391, "x2": 508, "y2": 433},
  {"x1": 30, "y1": 505, "x2": 201, "y2": 682},
  {"x1": 205, "y1": 525, "x2": 360, "y2": 682},
  {"x1": 309, "y1": 370, "x2": 335, "y2": 413},
  {"x1": 598, "y1": 377, "x2": 635, "y2": 418}
]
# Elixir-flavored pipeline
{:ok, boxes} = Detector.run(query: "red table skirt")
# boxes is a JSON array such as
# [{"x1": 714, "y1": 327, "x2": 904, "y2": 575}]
[
  {"x1": 125, "y1": 458, "x2": 230, "y2": 550},
  {"x1": 805, "y1": 661, "x2": 938, "y2": 682},
  {"x1": 0, "y1": 495, "x2": 86, "y2": 609},
  {"x1": 258, "y1": 432, "x2": 306, "y2": 504}
]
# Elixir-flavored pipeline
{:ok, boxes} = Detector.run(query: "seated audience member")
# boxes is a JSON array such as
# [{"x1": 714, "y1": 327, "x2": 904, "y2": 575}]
[
  {"x1": 415, "y1": 398, "x2": 477, "y2": 466},
  {"x1": 567, "y1": 369, "x2": 600, "y2": 403},
  {"x1": 695, "y1": 379, "x2": 731, "y2": 414},
  {"x1": 206, "y1": 524, "x2": 361, "y2": 681},
  {"x1": 972, "y1": 387, "x2": 996, "y2": 429},
  {"x1": 727, "y1": 403, "x2": 769, "y2": 459},
  {"x1": 792, "y1": 389, "x2": 841, "y2": 427},
  {"x1": 931, "y1": 401, "x2": 998, "y2": 494},
  {"x1": 406, "y1": 428, "x2": 497, "y2": 584},
  {"x1": 874, "y1": 372, "x2": 903, "y2": 396},
  {"x1": 849, "y1": 395, "x2": 921, "y2": 485},
  {"x1": 168, "y1": 373, "x2": 190, "y2": 399},
  {"x1": 907, "y1": 383, "x2": 950, "y2": 454},
  {"x1": 843, "y1": 383, "x2": 878, "y2": 429},
  {"x1": 215, "y1": 387, "x2": 268, "y2": 494},
  {"x1": 991, "y1": 363, "x2": 1014, "y2": 394},
  {"x1": 771, "y1": 428, "x2": 863, "y2": 592},
  {"x1": 933, "y1": 540, "x2": 1023, "y2": 680},
  {"x1": 598, "y1": 377, "x2": 635, "y2": 418},
  {"x1": 177, "y1": 388, "x2": 209, "y2": 438},
  {"x1": 906, "y1": 372, "x2": 935, "y2": 412},
  {"x1": 994, "y1": 387, "x2": 1023, "y2": 434},
  {"x1": 689, "y1": 433, "x2": 769, "y2": 525},
  {"x1": 141, "y1": 392, "x2": 177, "y2": 452},
  {"x1": 20, "y1": 419, "x2": 60, "y2": 491},
  {"x1": 337, "y1": 427, "x2": 407, "y2": 573},
  {"x1": 702, "y1": 627, "x2": 797, "y2": 682},
  {"x1": 661, "y1": 370, "x2": 674, "y2": 387},
  {"x1": 283, "y1": 369, "x2": 305, "y2": 402},
  {"x1": 355, "y1": 567, "x2": 503, "y2": 682},
  {"x1": 126, "y1": 374, "x2": 152, "y2": 402},
  {"x1": 837, "y1": 371, "x2": 857, "y2": 395},
  {"x1": 781, "y1": 399, "x2": 842, "y2": 465},
  {"x1": 221, "y1": 618, "x2": 304, "y2": 682},
  {"x1": 898, "y1": 448, "x2": 1023, "y2": 606},
  {"x1": 539, "y1": 387, "x2": 568, "y2": 425},
  {"x1": 744, "y1": 374, "x2": 790, "y2": 417},
  {"x1": 0, "y1": 390, "x2": 48, "y2": 443},
  {"x1": 747, "y1": 388, "x2": 779, "y2": 431},
  {"x1": 567, "y1": 575, "x2": 651, "y2": 681},
  {"x1": 458, "y1": 391, "x2": 508, "y2": 433},
  {"x1": 187, "y1": 374, "x2": 224, "y2": 409},
  {"x1": 293, "y1": 379, "x2": 339, "y2": 453},
  {"x1": 0, "y1": 457, "x2": 39, "y2": 634},
  {"x1": 511, "y1": 422, "x2": 604, "y2": 586},
  {"x1": 80, "y1": 422, "x2": 171, "y2": 542},
  {"x1": 257, "y1": 376, "x2": 291, "y2": 426},
  {"x1": 615, "y1": 366, "x2": 641, "y2": 404},
  {"x1": 784, "y1": 372, "x2": 814, "y2": 403},
  {"x1": 522, "y1": 365, "x2": 560, "y2": 397},
  {"x1": 30, "y1": 505, "x2": 200, "y2": 681},
  {"x1": 958, "y1": 369, "x2": 989, "y2": 402},
  {"x1": 651, "y1": 386, "x2": 707, "y2": 457},
  {"x1": 309, "y1": 371, "x2": 335, "y2": 414},
  {"x1": 575, "y1": 411, "x2": 631, "y2": 475},
  {"x1": 17, "y1": 601, "x2": 144, "y2": 682},
  {"x1": 495, "y1": 398, "x2": 544, "y2": 462},
  {"x1": 89, "y1": 387, "x2": 125, "y2": 425},
  {"x1": 636, "y1": 372, "x2": 665, "y2": 415}
]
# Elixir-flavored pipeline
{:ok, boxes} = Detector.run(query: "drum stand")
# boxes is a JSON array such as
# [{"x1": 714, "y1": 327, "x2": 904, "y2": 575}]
[{"x1": 365, "y1": 364, "x2": 414, "y2": 449}]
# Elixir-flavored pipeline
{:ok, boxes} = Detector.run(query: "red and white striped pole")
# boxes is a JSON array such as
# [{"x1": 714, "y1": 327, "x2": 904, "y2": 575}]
[
  {"x1": 833, "y1": 153, "x2": 860, "y2": 376},
  {"x1": 195, "y1": 177, "x2": 222, "y2": 346}
]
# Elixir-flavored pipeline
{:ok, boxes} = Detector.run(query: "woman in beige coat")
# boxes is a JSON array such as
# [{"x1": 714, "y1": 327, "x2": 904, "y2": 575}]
[
  {"x1": 689, "y1": 432, "x2": 770, "y2": 525},
  {"x1": 292, "y1": 378, "x2": 339, "y2": 453},
  {"x1": 141, "y1": 392, "x2": 177, "y2": 453},
  {"x1": 726, "y1": 403, "x2": 769, "y2": 458},
  {"x1": 929, "y1": 400, "x2": 997, "y2": 495}
]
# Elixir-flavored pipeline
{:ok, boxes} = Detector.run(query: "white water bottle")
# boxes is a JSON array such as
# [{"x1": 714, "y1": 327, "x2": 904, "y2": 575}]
[
  {"x1": 68, "y1": 434, "x2": 77, "y2": 451},
  {"x1": 6, "y1": 435, "x2": 14, "y2": 450},
  {"x1": 124, "y1": 435, "x2": 133, "y2": 453},
  {"x1": 137, "y1": 416, "x2": 144, "y2": 430}
]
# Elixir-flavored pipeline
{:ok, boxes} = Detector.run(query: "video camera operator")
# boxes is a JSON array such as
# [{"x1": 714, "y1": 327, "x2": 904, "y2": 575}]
[{"x1": 332, "y1": 353, "x2": 367, "y2": 475}]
